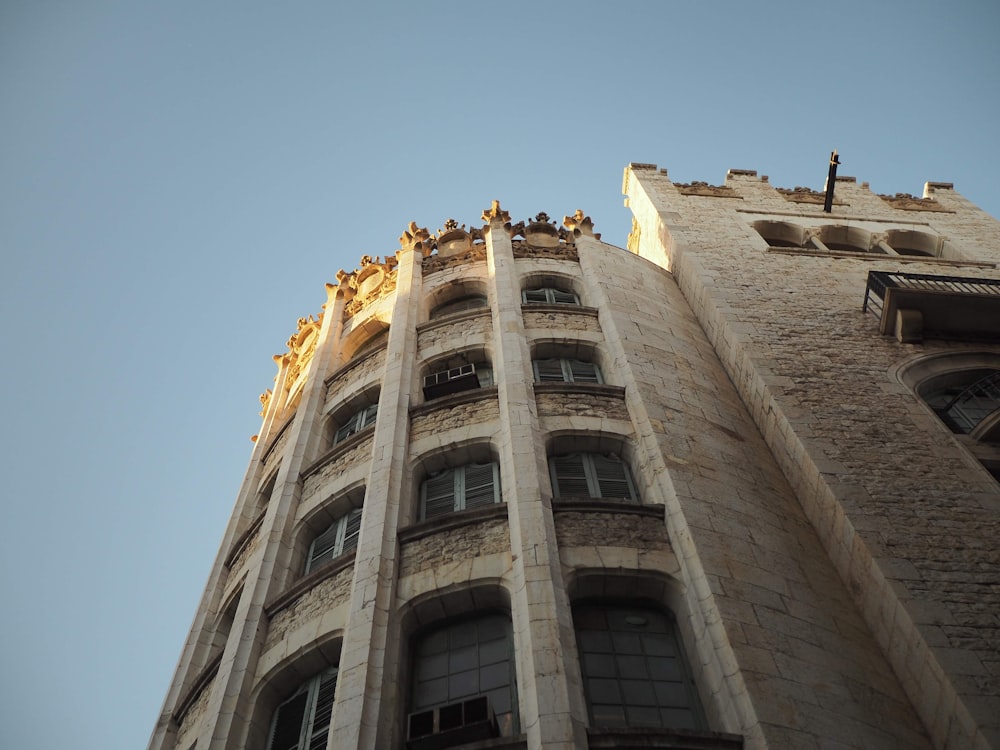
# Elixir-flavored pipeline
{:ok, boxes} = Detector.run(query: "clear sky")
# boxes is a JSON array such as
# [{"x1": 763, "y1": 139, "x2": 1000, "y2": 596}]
[{"x1": 1, "y1": 1, "x2": 997, "y2": 748}]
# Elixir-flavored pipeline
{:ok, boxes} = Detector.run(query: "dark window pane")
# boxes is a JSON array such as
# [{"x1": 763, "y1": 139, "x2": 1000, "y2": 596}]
[
  {"x1": 612, "y1": 632, "x2": 642, "y2": 654},
  {"x1": 588, "y1": 678, "x2": 622, "y2": 704},
  {"x1": 449, "y1": 644, "x2": 477, "y2": 673},
  {"x1": 647, "y1": 656, "x2": 683, "y2": 681},
  {"x1": 627, "y1": 705, "x2": 662, "y2": 727},
  {"x1": 591, "y1": 704, "x2": 626, "y2": 726},
  {"x1": 480, "y1": 662, "x2": 510, "y2": 691},
  {"x1": 416, "y1": 652, "x2": 448, "y2": 681},
  {"x1": 578, "y1": 630, "x2": 613, "y2": 653},
  {"x1": 661, "y1": 707, "x2": 698, "y2": 729},
  {"x1": 621, "y1": 679, "x2": 657, "y2": 706},
  {"x1": 616, "y1": 654, "x2": 649, "y2": 678},
  {"x1": 449, "y1": 668, "x2": 479, "y2": 699},
  {"x1": 478, "y1": 639, "x2": 508, "y2": 666},
  {"x1": 654, "y1": 681, "x2": 692, "y2": 707},
  {"x1": 583, "y1": 652, "x2": 616, "y2": 678}
]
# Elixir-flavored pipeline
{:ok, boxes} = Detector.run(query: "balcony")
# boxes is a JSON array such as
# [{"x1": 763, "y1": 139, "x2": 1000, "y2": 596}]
[{"x1": 863, "y1": 270, "x2": 1000, "y2": 343}]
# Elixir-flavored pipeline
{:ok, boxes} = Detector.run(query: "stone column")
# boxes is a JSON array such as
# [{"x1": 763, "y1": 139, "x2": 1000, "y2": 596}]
[
  {"x1": 326, "y1": 226, "x2": 427, "y2": 749},
  {"x1": 197, "y1": 295, "x2": 345, "y2": 749},
  {"x1": 482, "y1": 202, "x2": 588, "y2": 749}
]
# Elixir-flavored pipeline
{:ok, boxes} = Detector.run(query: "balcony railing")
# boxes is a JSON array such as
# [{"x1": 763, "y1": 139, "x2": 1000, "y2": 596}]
[{"x1": 863, "y1": 270, "x2": 1000, "y2": 342}]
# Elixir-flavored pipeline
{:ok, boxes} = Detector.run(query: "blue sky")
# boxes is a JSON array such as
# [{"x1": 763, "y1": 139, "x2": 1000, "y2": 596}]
[{"x1": 1, "y1": 2, "x2": 997, "y2": 748}]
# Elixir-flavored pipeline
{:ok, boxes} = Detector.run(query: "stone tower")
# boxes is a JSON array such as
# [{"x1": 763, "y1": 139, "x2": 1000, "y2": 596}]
[{"x1": 150, "y1": 172, "x2": 999, "y2": 750}]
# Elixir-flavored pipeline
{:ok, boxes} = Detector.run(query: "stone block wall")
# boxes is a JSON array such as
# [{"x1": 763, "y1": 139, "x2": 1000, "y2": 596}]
[{"x1": 625, "y1": 164, "x2": 1000, "y2": 749}]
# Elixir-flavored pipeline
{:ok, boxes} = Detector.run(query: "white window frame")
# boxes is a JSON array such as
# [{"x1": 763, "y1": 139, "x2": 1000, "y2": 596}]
[
  {"x1": 420, "y1": 462, "x2": 501, "y2": 519},
  {"x1": 305, "y1": 507, "x2": 363, "y2": 573},
  {"x1": 333, "y1": 404, "x2": 378, "y2": 445},
  {"x1": 549, "y1": 453, "x2": 639, "y2": 502},
  {"x1": 521, "y1": 287, "x2": 580, "y2": 305},
  {"x1": 266, "y1": 666, "x2": 338, "y2": 750},
  {"x1": 532, "y1": 358, "x2": 602, "y2": 384}
]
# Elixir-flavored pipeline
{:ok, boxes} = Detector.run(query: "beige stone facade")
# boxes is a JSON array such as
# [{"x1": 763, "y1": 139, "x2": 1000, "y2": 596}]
[{"x1": 150, "y1": 172, "x2": 999, "y2": 750}]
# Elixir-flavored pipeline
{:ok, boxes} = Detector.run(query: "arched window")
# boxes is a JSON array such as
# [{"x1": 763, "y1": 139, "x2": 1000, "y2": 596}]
[
  {"x1": 920, "y1": 369, "x2": 1000, "y2": 435},
  {"x1": 305, "y1": 507, "x2": 363, "y2": 573},
  {"x1": 420, "y1": 462, "x2": 501, "y2": 519},
  {"x1": 408, "y1": 613, "x2": 518, "y2": 742},
  {"x1": 430, "y1": 295, "x2": 488, "y2": 319},
  {"x1": 522, "y1": 287, "x2": 580, "y2": 305},
  {"x1": 332, "y1": 403, "x2": 378, "y2": 445},
  {"x1": 549, "y1": 453, "x2": 639, "y2": 502},
  {"x1": 574, "y1": 603, "x2": 703, "y2": 730},
  {"x1": 422, "y1": 350, "x2": 495, "y2": 401},
  {"x1": 267, "y1": 666, "x2": 338, "y2": 750},
  {"x1": 533, "y1": 358, "x2": 602, "y2": 384}
]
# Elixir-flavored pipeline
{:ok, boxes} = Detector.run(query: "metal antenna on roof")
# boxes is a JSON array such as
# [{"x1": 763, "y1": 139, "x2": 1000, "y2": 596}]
[{"x1": 823, "y1": 150, "x2": 840, "y2": 213}]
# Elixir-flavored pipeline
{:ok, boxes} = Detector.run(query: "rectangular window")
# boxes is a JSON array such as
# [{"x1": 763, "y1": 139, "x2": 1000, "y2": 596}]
[
  {"x1": 306, "y1": 508, "x2": 363, "y2": 573},
  {"x1": 533, "y1": 358, "x2": 602, "y2": 384},
  {"x1": 334, "y1": 404, "x2": 377, "y2": 445},
  {"x1": 420, "y1": 462, "x2": 501, "y2": 519},
  {"x1": 549, "y1": 453, "x2": 638, "y2": 501}
]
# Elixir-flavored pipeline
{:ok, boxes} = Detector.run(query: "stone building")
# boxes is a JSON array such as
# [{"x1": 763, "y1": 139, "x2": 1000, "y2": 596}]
[{"x1": 150, "y1": 167, "x2": 1000, "y2": 750}]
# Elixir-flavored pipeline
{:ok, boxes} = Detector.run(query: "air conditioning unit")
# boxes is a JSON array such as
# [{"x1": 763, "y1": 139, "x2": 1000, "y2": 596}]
[
  {"x1": 422, "y1": 364, "x2": 481, "y2": 400},
  {"x1": 406, "y1": 696, "x2": 499, "y2": 750}
]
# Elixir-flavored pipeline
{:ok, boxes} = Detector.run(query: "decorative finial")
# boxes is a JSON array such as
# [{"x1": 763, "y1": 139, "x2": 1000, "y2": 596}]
[
  {"x1": 482, "y1": 200, "x2": 511, "y2": 225},
  {"x1": 444, "y1": 219, "x2": 459, "y2": 230},
  {"x1": 399, "y1": 221, "x2": 432, "y2": 250},
  {"x1": 563, "y1": 209, "x2": 598, "y2": 238},
  {"x1": 533, "y1": 212, "x2": 553, "y2": 225}
]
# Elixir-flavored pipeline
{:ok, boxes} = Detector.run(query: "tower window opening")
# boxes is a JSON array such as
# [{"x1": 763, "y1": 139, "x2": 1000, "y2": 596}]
[
  {"x1": 522, "y1": 287, "x2": 580, "y2": 305},
  {"x1": 408, "y1": 613, "x2": 518, "y2": 741},
  {"x1": 550, "y1": 453, "x2": 639, "y2": 502},
  {"x1": 533, "y1": 358, "x2": 603, "y2": 384},
  {"x1": 305, "y1": 507, "x2": 363, "y2": 574},
  {"x1": 430, "y1": 295, "x2": 488, "y2": 320},
  {"x1": 333, "y1": 404, "x2": 378, "y2": 445},
  {"x1": 267, "y1": 666, "x2": 338, "y2": 750},
  {"x1": 420, "y1": 462, "x2": 501, "y2": 519},
  {"x1": 574, "y1": 603, "x2": 703, "y2": 731}
]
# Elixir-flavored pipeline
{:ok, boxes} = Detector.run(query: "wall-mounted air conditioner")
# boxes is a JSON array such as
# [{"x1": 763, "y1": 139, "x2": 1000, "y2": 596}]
[
  {"x1": 422, "y1": 364, "x2": 481, "y2": 400},
  {"x1": 406, "y1": 695, "x2": 499, "y2": 750}
]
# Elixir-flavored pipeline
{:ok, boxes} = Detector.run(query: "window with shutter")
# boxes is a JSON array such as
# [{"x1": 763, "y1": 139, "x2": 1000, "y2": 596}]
[
  {"x1": 420, "y1": 462, "x2": 501, "y2": 519},
  {"x1": 306, "y1": 507, "x2": 363, "y2": 573},
  {"x1": 521, "y1": 287, "x2": 580, "y2": 305},
  {"x1": 430, "y1": 295, "x2": 488, "y2": 319},
  {"x1": 550, "y1": 453, "x2": 638, "y2": 501},
  {"x1": 333, "y1": 404, "x2": 378, "y2": 445},
  {"x1": 533, "y1": 358, "x2": 602, "y2": 384},
  {"x1": 267, "y1": 667, "x2": 339, "y2": 750}
]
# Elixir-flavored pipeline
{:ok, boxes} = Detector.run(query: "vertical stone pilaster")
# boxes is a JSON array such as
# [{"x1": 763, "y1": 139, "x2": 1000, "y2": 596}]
[
  {"x1": 201, "y1": 289, "x2": 347, "y2": 750},
  {"x1": 483, "y1": 204, "x2": 588, "y2": 749},
  {"x1": 327, "y1": 231, "x2": 425, "y2": 749}
]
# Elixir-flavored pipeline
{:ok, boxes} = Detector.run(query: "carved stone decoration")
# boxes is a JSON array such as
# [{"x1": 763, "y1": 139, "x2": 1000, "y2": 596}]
[
  {"x1": 259, "y1": 388, "x2": 272, "y2": 417},
  {"x1": 481, "y1": 199, "x2": 511, "y2": 226},
  {"x1": 338, "y1": 256, "x2": 400, "y2": 319},
  {"x1": 421, "y1": 244, "x2": 488, "y2": 275},
  {"x1": 435, "y1": 219, "x2": 474, "y2": 258},
  {"x1": 563, "y1": 209, "x2": 601, "y2": 239},
  {"x1": 511, "y1": 241, "x2": 579, "y2": 261},
  {"x1": 877, "y1": 193, "x2": 951, "y2": 212},
  {"x1": 399, "y1": 222, "x2": 435, "y2": 255},
  {"x1": 777, "y1": 186, "x2": 843, "y2": 205},
  {"x1": 674, "y1": 181, "x2": 740, "y2": 199},
  {"x1": 282, "y1": 312, "x2": 325, "y2": 391}
]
